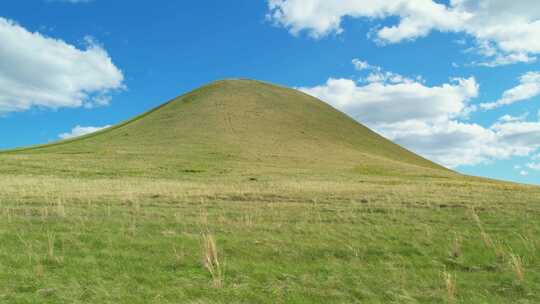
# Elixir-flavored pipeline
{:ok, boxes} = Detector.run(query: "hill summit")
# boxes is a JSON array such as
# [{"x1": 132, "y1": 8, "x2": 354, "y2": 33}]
[{"x1": 4, "y1": 79, "x2": 449, "y2": 178}]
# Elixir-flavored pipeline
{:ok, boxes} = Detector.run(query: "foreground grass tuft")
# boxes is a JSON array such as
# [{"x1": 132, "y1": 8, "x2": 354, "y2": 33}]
[
  {"x1": 509, "y1": 253, "x2": 525, "y2": 283},
  {"x1": 443, "y1": 271, "x2": 457, "y2": 303},
  {"x1": 201, "y1": 232, "x2": 223, "y2": 288}
]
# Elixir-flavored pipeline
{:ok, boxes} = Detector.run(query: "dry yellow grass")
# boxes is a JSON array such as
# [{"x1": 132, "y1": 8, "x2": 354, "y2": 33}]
[
  {"x1": 443, "y1": 271, "x2": 457, "y2": 303},
  {"x1": 509, "y1": 253, "x2": 525, "y2": 283},
  {"x1": 202, "y1": 232, "x2": 223, "y2": 288}
]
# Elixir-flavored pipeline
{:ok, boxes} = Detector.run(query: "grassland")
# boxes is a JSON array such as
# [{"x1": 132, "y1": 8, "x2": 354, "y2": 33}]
[{"x1": 0, "y1": 80, "x2": 539, "y2": 303}]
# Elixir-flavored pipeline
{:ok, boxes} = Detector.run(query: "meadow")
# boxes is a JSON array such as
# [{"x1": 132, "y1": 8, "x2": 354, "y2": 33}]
[{"x1": 1, "y1": 172, "x2": 539, "y2": 303}]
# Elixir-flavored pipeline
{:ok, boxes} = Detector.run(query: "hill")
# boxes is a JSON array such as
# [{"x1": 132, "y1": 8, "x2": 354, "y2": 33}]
[{"x1": 1, "y1": 79, "x2": 449, "y2": 178}]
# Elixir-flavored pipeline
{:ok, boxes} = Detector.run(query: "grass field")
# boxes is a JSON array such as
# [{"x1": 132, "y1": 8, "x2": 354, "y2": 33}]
[{"x1": 1, "y1": 80, "x2": 539, "y2": 303}]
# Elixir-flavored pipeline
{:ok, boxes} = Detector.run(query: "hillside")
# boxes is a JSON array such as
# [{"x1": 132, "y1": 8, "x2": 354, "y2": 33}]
[{"x1": 1, "y1": 79, "x2": 449, "y2": 178}]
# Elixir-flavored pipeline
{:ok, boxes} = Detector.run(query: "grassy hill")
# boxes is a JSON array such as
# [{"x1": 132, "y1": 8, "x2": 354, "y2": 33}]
[
  {"x1": 0, "y1": 79, "x2": 539, "y2": 303},
  {"x1": 1, "y1": 79, "x2": 447, "y2": 178}
]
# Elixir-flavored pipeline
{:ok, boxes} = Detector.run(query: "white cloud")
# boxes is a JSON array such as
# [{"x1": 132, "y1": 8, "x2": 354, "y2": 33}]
[
  {"x1": 475, "y1": 52, "x2": 537, "y2": 67},
  {"x1": 351, "y1": 59, "x2": 420, "y2": 84},
  {"x1": 267, "y1": 0, "x2": 540, "y2": 66},
  {"x1": 300, "y1": 76, "x2": 478, "y2": 126},
  {"x1": 490, "y1": 121, "x2": 540, "y2": 155},
  {"x1": 520, "y1": 170, "x2": 529, "y2": 176},
  {"x1": 491, "y1": 121, "x2": 540, "y2": 147},
  {"x1": 59, "y1": 125, "x2": 110, "y2": 140},
  {"x1": 528, "y1": 162, "x2": 540, "y2": 171},
  {"x1": 352, "y1": 58, "x2": 371, "y2": 70},
  {"x1": 364, "y1": 70, "x2": 417, "y2": 84},
  {"x1": 301, "y1": 72, "x2": 540, "y2": 168},
  {"x1": 267, "y1": 0, "x2": 468, "y2": 40},
  {"x1": 0, "y1": 18, "x2": 124, "y2": 114},
  {"x1": 370, "y1": 117, "x2": 540, "y2": 168},
  {"x1": 498, "y1": 113, "x2": 529, "y2": 123},
  {"x1": 481, "y1": 72, "x2": 540, "y2": 110},
  {"x1": 377, "y1": 119, "x2": 499, "y2": 167}
]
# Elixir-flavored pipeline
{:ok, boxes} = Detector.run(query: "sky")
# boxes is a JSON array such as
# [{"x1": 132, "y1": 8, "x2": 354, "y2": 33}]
[{"x1": 1, "y1": 0, "x2": 540, "y2": 185}]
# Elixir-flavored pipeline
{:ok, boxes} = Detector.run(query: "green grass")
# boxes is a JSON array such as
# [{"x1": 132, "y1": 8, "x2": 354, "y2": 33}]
[{"x1": 0, "y1": 79, "x2": 539, "y2": 303}]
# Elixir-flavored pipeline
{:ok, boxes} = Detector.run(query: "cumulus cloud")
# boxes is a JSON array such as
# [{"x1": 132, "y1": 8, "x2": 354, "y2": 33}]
[
  {"x1": 267, "y1": 0, "x2": 540, "y2": 66},
  {"x1": 300, "y1": 67, "x2": 540, "y2": 168},
  {"x1": 300, "y1": 77, "x2": 478, "y2": 125},
  {"x1": 0, "y1": 18, "x2": 124, "y2": 114},
  {"x1": 480, "y1": 72, "x2": 540, "y2": 110},
  {"x1": 267, "y1": 0, "x2": 468, "y2": 39},
  {"x1": 491, "y1": 121, "x2": 540, "y2": 153},
  {"x1": 59, "y1": 125, "x2": 110, "y2": 140},
  {"x1": 376, "y1": 120, "x2": 501, "y2": 167}
]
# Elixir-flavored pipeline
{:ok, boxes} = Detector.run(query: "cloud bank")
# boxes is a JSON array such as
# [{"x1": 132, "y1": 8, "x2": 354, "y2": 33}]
[
  {"x1": 268, "y1": 0, "x2": 540, "y2": 66},
  {"x1": 300, "y1": 63, "x2": 540, "y2": 168}
]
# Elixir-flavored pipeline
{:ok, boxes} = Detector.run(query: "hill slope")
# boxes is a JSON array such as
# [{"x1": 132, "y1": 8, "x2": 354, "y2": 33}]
[{"x1": 1, "y1": 79, "x2": 449, "y2": 178}]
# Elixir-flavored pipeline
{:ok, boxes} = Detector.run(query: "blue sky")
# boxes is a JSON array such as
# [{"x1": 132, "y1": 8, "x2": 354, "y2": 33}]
[{"x1": 1, "y1": 0, "x2": 540, "y2": 184}]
